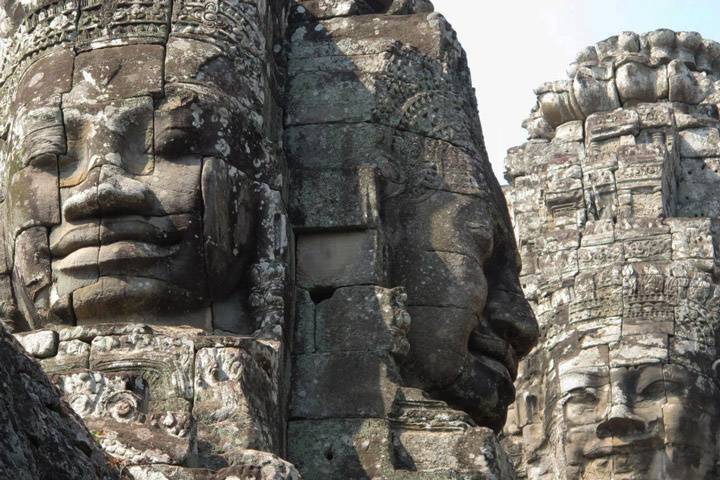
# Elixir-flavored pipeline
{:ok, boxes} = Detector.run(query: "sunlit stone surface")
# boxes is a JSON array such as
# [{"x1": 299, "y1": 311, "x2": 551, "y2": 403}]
[{"x1": 504, "y1": 29, "x2": 720, "y2": 480}]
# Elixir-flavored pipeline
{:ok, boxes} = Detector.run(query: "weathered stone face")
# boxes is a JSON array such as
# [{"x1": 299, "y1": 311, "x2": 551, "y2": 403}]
[
  {"x1": 554, "y1": 347, "x2": 718, "y2": 479},
  {"x1": 285, "y1": 2, "x2": 535, "y2": 478},
  {"x1": 505, "y1": 30, "x2": 720, "y2": 480},
  {"x1": 0, "y1": 0, "x2": 293, "y2": 476},
  {"x1": 0, "y1": 0, "x2": 287, "y2": 333},
  {"x1": 384, "y1": 146, "x2": 537, "y2": 431}
]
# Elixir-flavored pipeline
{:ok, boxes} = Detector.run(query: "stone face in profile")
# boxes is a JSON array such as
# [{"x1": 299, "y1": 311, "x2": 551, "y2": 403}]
[
  {"x1": 505, "y1": 29, "x2": 720, "y2": 480},
  {"x1": 383, "y1": 122, "x2": 537, "y2": 432},
  {"x1": 286, "y1": 3, "x2": 537, "y2": 478}
]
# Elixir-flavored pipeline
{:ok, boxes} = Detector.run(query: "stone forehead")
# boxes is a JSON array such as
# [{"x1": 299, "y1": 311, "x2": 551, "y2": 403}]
[{"x1": 0, "y1": 0, "x2": 269, "y2": 97}]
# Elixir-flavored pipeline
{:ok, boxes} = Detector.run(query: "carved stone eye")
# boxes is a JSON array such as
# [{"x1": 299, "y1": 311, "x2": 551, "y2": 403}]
[
  {"x1": 209, "y1": 365, "x2": 221, "y2": 382},
  {"x1": 565, "y1": 387, "x2": 599, "y2": 405}
]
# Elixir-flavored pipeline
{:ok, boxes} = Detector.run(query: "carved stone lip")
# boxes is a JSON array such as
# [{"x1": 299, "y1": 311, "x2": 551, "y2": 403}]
[
  {"x1": 468, "y1": 330, "x2": 518, "y2": 380},
  {"x1": 53, "y1": 242, "x2": 181, "y2": 273},
  {"x1": 50, "y1": 215, "x2": 182, "y2": 258},
  {"x1": 583, "y1": 434, "x2": 664, "y2": 459}
]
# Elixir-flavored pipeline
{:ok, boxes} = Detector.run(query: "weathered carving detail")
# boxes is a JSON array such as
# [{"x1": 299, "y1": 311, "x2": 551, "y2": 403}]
[
  {"x1": 0, "y1": 324, "x2": 119, "y2": 479},
  {"x1": 0, "y1": 0, "x2": 544, "y2": 478},
  {"x1": 505, "y1": 30, "x2": 720, "y2": 480}
]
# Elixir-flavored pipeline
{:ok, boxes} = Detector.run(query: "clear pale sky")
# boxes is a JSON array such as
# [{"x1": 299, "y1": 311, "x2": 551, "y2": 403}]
[{"x1": 432, "y1": 0, "x2": 720, "y2": 184}]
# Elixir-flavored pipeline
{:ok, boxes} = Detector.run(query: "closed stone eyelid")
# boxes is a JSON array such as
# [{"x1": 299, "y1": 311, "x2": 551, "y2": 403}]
[
  {"x1": 562, "y1": 386, "x2": 600, "y2": 404},
  {"x1": 639, "y1": 379, "x2": 683, "y2": 396}
]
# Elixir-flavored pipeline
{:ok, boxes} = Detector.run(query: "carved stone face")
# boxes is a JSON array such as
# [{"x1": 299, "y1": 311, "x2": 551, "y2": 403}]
[
  {"x1": 384, "y1": 131, "x2": 538, "y2": 431},
  {"x1": 2, "y1": 47, "x2": 258, "y2": 330},
  {"x1": 557, "y1": 350, "x2": 718, "y2": 479}
]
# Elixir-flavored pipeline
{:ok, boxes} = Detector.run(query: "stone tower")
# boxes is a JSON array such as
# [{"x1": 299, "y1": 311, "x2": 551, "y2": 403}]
[{"x1": 504, "y1": 30, "x2": 720, "y2": 480}]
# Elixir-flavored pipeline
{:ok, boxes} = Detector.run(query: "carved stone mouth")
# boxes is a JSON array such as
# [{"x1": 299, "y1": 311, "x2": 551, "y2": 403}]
[
  {"x1": 50, "y1": 215, "x2": 182, "y2": 258},
  {"x1": 53, "y1": 242, "x2": 181, "y2": 273},
  {"x1": 583, "y1": 434, "x2": 664, "y2": 459},
  {"x1": 468, "y1": 329, "x2": 518, "y2": 380}
]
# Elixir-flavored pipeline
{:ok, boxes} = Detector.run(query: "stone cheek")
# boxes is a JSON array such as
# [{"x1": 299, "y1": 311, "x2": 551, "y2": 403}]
[{"x1": 506, "y1": 29, "x2": 720, "y2": 480}]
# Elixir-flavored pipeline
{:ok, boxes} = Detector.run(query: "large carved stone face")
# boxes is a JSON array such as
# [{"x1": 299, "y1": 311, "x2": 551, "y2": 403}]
[
  {"x1": 2, "y1": 47, "x2": 259, "y2": 331},
  {"x1": 384, "y1": 126, "x2": 538, "y2": 431}
]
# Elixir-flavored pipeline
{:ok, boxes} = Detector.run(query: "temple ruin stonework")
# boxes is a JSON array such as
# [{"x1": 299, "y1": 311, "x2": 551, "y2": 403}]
[
  {"x1": 2, "y1": 0, "x2": 716, "y2": 478},
  {"x1": 0, "y1": 0, "x2": 539, "y2": 479},
  {"x1": 504, "y1": 30, "x2": 720, "y2": 480}
]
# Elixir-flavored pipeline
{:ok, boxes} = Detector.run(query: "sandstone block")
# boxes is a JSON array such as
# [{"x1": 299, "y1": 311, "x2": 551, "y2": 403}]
[
  {"x1": 290, "y1": 352, "x2": 401, "y2": 419},
  {"x1": 296, "y1": 229, "x2": 385, "y2": 289},
  {"x1": 67, "y1": 44, "x2": 164, "y2": 104},
  {"x1": 287, "y1": 418, "x2": 394, "y2": 479},
  {"x1": 290, "y1": 166, "x2": 379, "y2": 229},
  {"x1": 194, "y1": 346, "x2": 280, "y2": 468},
  {"x1": 315, "y1": 286, "x2": 409, "y2": 354},
  {"x1": 679, "y1": 127, "x2": 720, "y2": 157},
  {"x1": 15, "y1": 329, "x2": 58, "y2": 358}
]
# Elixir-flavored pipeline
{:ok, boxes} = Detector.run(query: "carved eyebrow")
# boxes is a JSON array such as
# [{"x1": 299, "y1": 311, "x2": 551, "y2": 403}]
[
  {"x1": 559, "y1": 370, "x2": 609, "y2": 393},
  {"x1": 634, "y1": 369, "x2": 666, "y2": 392}
]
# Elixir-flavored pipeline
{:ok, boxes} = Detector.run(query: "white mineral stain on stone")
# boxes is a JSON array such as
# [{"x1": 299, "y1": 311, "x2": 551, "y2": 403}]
[
  {"x1": 28, "y1": 71, "x2": 44, "y2": 88},
  {"x1": 81, "y1": 70, "x2": 98, "y2": 88},
  {"x1": 191, "y1": 103, "x2": 204, "y2": 127}
]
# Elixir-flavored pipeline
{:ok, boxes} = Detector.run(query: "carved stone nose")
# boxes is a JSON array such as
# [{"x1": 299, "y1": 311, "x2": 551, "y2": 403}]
[
  {"x1": 97, "y1": 173, "x2": 150, "y2": 215},
  {"x1": 62, "y1": 165, "x2": 152, "y2": 221},
  {"x1": 596, "y1": 405, "x2": 647, "y2": 438}
]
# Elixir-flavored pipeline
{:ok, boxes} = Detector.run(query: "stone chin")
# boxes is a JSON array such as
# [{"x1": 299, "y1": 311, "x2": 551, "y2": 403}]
[
  {"x1": 432, "y1": 351, "x2": 516, "y2": 432},
  {"x1": 63, "y1": 276, "x2": 209, "y2": 327}
]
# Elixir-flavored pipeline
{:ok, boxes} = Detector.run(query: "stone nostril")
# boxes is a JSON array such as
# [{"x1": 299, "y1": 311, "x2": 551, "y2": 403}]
[
  {"x1": 485, "y1": 290, "x2": 539, "y2": 357},
  {"x1": 596, "y1": 408, "x2": 647, "y2": 439}
]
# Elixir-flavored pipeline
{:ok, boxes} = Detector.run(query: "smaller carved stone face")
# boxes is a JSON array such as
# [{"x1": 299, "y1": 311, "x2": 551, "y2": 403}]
[
  {"x1": 558, "y1": 352, "x2": 718, "y2": 479},
  {"x1": 384, "y1": 135, "x2": 538, "y2": 430}
]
